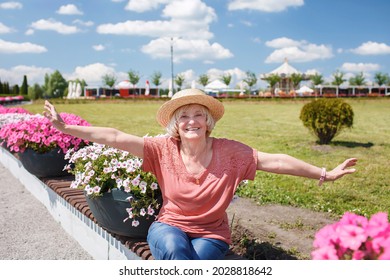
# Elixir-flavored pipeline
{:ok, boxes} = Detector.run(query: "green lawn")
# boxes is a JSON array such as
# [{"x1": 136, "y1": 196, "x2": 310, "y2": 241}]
[{"x1": 24, "y1": 98, "x2": 390, "y2": 218}]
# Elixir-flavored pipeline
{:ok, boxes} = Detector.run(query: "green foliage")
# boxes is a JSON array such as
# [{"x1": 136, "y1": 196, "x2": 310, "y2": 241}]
[
  {"x1": 331, "y1": 70, "x2": 346, "y2": 86},
  {"x1": 349, "y1": 72, "x2": 366, "y2": 86},
  {"x1": 221, "y1": 73, "x2": 232, "y2": 87},
  {"x1": 263, "y1": 73, "x2": 281, "y2": 92},
  {"x1": 290, "y1": 73, "x2": 303, "y2": 89},
  {"x1": 198, "y1": 74, "x2": 209, "y2": 87},
  {"x1": 43, "y1": 70, "x2": 67, "y2": 98},
  {"x1": 28, "y1": 83, "x2": 44, "y2": 100},
  {"x1": 310, "y1": 73, "x2": 324, "y2": 87},
  {"x1": 244, "y1": 71, "x2": 257, "y2": 90},
  {"x1": 174, "y1": 74, "x2": 185, "y2": 91},
  {"x1": 300, "y1": 99, "x2": 354, "y2": 144},
  {"x1": 374, "y1": 72, "x2": 389, "y2": 86},
  {"x1": 20, "y1": 75, "x2": 28, "y2": 95}
]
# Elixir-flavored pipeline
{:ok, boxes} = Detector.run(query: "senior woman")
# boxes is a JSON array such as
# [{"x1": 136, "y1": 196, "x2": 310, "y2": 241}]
[{"x1": 44, "y1": 88, "x2": 357, "y2": 260}]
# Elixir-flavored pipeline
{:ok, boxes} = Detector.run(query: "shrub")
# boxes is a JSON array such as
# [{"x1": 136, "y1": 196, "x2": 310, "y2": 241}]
[{"x1": 300, "y1": 99, "x2": 354, "y2": 144}]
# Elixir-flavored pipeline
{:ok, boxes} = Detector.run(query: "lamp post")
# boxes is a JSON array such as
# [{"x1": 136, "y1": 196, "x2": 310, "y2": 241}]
[{"x1": 170, "y1": 37, "x2": 175, "y2": 94}]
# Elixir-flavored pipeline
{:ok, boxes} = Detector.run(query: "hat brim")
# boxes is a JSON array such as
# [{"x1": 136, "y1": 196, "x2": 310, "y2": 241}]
[{"x1": 156, "y1": 94, "x2": 224, "y2": 127}]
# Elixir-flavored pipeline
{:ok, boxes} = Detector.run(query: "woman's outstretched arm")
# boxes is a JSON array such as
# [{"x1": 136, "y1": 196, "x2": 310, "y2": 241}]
[{"x1": 43, "y1": 100, "x2": 144, "y2": 158}]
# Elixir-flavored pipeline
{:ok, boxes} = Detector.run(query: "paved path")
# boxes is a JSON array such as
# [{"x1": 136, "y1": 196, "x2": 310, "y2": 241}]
[{"x1": 0, "y1": 163, "x2": 92, "y2": 260}]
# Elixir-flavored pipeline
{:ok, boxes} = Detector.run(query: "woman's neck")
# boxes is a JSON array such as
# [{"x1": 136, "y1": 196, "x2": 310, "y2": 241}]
[{"x1": 180, "y1": 136, "x2": 213, "y2": 160}]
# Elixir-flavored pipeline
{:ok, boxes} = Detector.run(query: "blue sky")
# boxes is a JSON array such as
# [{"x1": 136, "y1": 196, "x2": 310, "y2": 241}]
[{"x1": 1, "y1": 0, "x2": 390, "y2": 89}]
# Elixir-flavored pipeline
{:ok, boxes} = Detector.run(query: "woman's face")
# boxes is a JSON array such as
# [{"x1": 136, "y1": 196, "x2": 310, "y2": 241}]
[{"x1": 177, "y1": 104, "x2": 208, "y2": 140}]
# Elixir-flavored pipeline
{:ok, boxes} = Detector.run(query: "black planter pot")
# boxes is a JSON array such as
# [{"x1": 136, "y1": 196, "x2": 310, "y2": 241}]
[
  {"x1": 85, "y1": 188, "x2": 161, "y2": 239},
  {"x1": 18, "y1": 148, "x2": 69, "y2": 178}
]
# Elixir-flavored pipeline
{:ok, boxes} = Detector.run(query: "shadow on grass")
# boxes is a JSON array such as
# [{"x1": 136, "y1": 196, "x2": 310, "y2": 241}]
[{"x1": 331, "y1": 141, "x2": 374, "y2": 148}]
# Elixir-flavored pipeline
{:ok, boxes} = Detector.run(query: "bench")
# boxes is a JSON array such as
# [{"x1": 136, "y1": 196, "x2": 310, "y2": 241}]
[
  {"x1": 41, "y1": 177, "x2": 243, "y2": 260},
  {"x1": 0, "y1": 146, "x2": 243, "y2": 260}
]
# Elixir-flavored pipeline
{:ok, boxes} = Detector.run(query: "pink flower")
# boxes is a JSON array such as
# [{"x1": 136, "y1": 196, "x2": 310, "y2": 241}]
[
  {"x1": 338, "y1": 225, "x2": 367, "y2": 250},
  {"x1": 0, "y1": 113, "x2": 90, "y2": 154},
  {"x1": 312, "y1": 246, "x2": 339, "y2": 260},
  {"x1": 313, "y1": 212, "x2": 390, "y2": 260}
]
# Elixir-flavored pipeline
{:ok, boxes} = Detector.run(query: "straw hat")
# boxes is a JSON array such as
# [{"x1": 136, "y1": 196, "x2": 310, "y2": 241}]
[{"x1": 156, "y1": 88, "x2": 225, "y2": 127}]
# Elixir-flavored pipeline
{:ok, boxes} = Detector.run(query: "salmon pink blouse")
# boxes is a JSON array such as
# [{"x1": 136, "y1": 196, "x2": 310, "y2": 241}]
[{"x1": 142, "y1": 136, "x2": 257, "y2": 244}]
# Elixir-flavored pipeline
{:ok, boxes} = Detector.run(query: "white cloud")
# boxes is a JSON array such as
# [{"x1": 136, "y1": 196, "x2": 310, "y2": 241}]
[
  {"x1": 93, "y1": 44, "x2": 105, "y2": 51},
  {"x1": 73, "y1": 19, "x2": 94, "y2": 27},
  {"x1": 56, "y1": 4, "x2": 83, "y2": 15},
  {"x1": 0, "y1": 65, "x2": 52, "y2": 85},
  {"x1": 205, "y1": 67, "x2": 248, "y2": 88},
  {"x1": 141, "y1": 37, "x2": 233, "y2": 63},
  {"x1": 0, "y1": 1, "x2": 22, "y2": 9},
  {"x1": 265, "y1": 37, "x2": 301, "y2": 48},
  {"x1": 97, "y1": 0, "x2": 216, "y2": 40},
  {"x1": 25, "y1": 29, "x2": 34, "y2": 35},
  {"x1": 0, "y1": 39, "x2": 47, "y2": 53},
  {"x1": 350, "y1": 41, "x2": 390, "y2": 55},
  {"x1": 66, "y1": 63, "x2": 127, "y2": 86},
  {"x1": 30, "y1": 18, "x2": 82, "y2": 34},
  {"x1": 0, "y1": 22, "x2": 14, "y2": 34},
  {"x1": 125, "y1": 0, "x2": 170, "y2": 13},
  {"x1": 265, "y1": 37, "x2": 333, "y2": 63},
  {"x1": 340, "y1": 62, "x2": 380, "y2": 73},
  {"x1": 228, "y1": 0, "x2": 304, "y2": 12}
]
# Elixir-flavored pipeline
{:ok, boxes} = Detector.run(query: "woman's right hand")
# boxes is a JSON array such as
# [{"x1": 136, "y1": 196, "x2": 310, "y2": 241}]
[{"x1": 43, "y1": 100, "x2": 66, "y2": 131}]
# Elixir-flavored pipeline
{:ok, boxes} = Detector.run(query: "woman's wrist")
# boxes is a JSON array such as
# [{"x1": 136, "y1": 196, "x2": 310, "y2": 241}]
[{"x1": 318, "y1": 167, "x2": 326, "y2": 186}]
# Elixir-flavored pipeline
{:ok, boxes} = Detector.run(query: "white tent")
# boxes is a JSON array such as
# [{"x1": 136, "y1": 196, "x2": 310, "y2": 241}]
[
  {"x1": 115, "y1": 80, "x2": 132, "y2": 89},
  {"x1": 204, "y1": 80, "x2": 228, "y2": 91},
  {"x1": 296, "y1": 85, "x2": 314, "y2": 94}
]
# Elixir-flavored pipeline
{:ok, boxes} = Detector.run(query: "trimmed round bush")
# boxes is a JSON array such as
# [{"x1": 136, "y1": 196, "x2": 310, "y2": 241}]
[{"x1": 300, "y1": 99, "x2": 354, "y2": 145}]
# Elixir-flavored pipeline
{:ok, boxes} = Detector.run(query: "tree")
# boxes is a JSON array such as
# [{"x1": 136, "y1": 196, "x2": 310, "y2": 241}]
[
  {"x1": 175, "y1": 74, "x2": 185, "y2": 91},
  {"x1": 374, "y1": 72, "x2": 389, "y2": 86},
  {"x1": 221, "y1": 73, "x2": 232, "y2": 88},
  {"x1": 349, "y1": 72, "x2": 366, "y2": 86},
  {"x1": 151, "y1": 71, "x2": 162, "y2": 97},
  {"x1": 20, "y1": 75, "x2": 28, "y2": 96},
  {"x1": 300, "y1": 99, "x2": 354, "y2": 145},
  {"x1": 243, "y1": 71, "x2": 257, "y2": 94},
  {"x1": 290, "y1": 73, "x2": 304, "y2": 90},
  {"x1": 28, "y1": 83, "x2": 44, "y2": 100},
  {"x1": 42, "y1": 70, "x2": 67, "y2": 98},
  {"x1": 12, "y1": 84, "x2": 20, "y2": 95},
  {"x1": 198, "y1": 74, "x2": 209, "y2": 88},
  {"x1": 102, "y1": 74, "x2": 117, "y2": 97},
  {"x1": 263, "y1": 73, "x2": 281, "y2": 95},
  {"x1": 128, "y1": 70, "x2": 141, "y2": 95},
  {"x1": 310, "y1": 73, "x2": 324, "y2": 87},
  {"x1": 331, "y1": 70, "x2": 346, "y2": 86}
]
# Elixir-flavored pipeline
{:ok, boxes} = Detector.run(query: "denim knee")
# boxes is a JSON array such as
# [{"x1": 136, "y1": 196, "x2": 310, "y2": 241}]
[{"x1": 147, "y1": 222, "x2": 193, "y2": 260}]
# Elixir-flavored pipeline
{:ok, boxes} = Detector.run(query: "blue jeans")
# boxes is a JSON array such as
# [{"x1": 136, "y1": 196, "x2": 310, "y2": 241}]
[{"x1": 147, "y1": 222, "x2": 229, "y2": 260}]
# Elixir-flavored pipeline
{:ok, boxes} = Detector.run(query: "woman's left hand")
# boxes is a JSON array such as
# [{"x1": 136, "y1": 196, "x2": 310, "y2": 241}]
[{"x1": 326, "y1": 158, "x2": 358, "y2": 182}]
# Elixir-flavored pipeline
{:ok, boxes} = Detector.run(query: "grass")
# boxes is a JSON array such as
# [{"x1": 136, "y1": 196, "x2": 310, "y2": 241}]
[{"x1": 24, "y1": 98, "x2": 390, "y2": 218}]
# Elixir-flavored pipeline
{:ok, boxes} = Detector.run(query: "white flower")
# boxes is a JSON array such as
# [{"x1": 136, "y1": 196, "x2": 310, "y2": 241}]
[
  {"x1": 139, "y1": 181, "x2": 147, "y2": 193},
  {"x1": 150, "y1": 182, "x2": 158, "y2": 190},
  {"x1": 140, "y1": 208, "x2": 146, "y2": 216},
  {"x1": 132, "y1": 220, "x2": 140, "y2": 227}
]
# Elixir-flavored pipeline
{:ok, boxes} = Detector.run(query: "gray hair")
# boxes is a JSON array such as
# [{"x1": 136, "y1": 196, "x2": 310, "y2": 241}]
[{"x1": 165, "y1": 104, "x2": 216, "y2": 139}]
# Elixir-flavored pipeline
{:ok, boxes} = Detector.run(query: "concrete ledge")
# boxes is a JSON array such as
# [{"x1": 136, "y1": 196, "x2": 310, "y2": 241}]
[{"x1": 0, "y1": 146, "x2": 142, "y2": 260}]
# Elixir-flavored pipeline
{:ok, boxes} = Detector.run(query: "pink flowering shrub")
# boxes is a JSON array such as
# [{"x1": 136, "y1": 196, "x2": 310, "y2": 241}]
[
  {"x1": 0, "y1": 105, "x2": 30, "y2": 114},
  {"x1": 65, "y1": 143, "x2": 161, "y2": 227},
  {"x1": 0, "y1": 113, "x2": 90, "y2": 154},
  {"x1": 312, "y1": 212, "x2": 390, "y2": 260}
]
